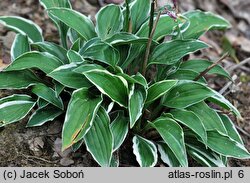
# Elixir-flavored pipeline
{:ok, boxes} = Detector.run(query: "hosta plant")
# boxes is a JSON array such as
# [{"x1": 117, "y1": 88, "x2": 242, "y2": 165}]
[{"x1": 0, "y1": 0, "x2": 249, "y2": 167}]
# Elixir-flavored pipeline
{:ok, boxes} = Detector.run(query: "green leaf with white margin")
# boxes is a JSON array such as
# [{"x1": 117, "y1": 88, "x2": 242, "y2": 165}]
[
  {"x1": 48, "y1": 63, "x2": 91, "y2": 89},
  {"x1": 207, "y1": 131, "x2": 250, "y2": 159},
  {"x1": 54, "y1": 81, "x2": 65, "y2": 97},
  {"x1": 111, "y1": 111, "x2": 129, "y2": 151},
  {"x1": 48, "y1": 8, "x2": 96, "y2": 41},
  {"x1": 219, "y1": 114, "x2": 243, "y2": 144},
  {"x1": 130, "y1": 0, "x2": 150, "y2": 33},
  {"x1": 149, "y1": 40, "x2": 208, "y2": 66},
  {"x1": 32, "y1": 84, "x2": 64, "y2": 110},
  {"x1": 82, "y1": 69, "x2": 128, "y2": 107},
  {"x1": 136, "y1": 15, "x2": 180, "y2": 41},
  {"x1": 96, "y1": 4, "x2": 123, "y2": 39},
  {"x1": 151, "y1": 116, "x2": 188, "y2": 167},
  {"x1": 105, "y1": 33, "x2": 149, "y2": 46},
  {"x1": 71, "y1": 139, "x2": 84, "y2": 152},
  {"x1": 67, "y1": 50, "x2": 84, "y2": 63},
  {"x1": 186, "y1": 141, "x2": 225, "y2": 167},
  {"x1": 70, "y1": 38, "x2": 82, "y2": 52},
  {"x1": 62, "y1": 88, "x2": 102, "y2": 150},
  {"x1": 180, "y1": 59, "x2": 231, "y2": 79},
  {"x1": 163, "y1": 81, "x2": 214, "y2": 109},
  {"x1": 0, "y1": 70, "x2": 41, "y2": 89},
  {"x1": 129, "y1": 84, "x2": 147, "y2": 128},
  {"x1": 168, "y1": 69, "x2": 207, "y2": 84},
  {"x1": 169, "y1": 109, "x2": 207, "y2": 143},
  {"x1": 0, "y1": 16, "x2": 43, "y2": 42},
  {"x1": 5, "y1": 51, "x2": 63, "y2": 74},
  {"x1": 11, "y1": 34, "x2": 30, "y2": 61},
  {"x1": 207, "y1": 90, "x2": 241, "y2": 117},
  {"x1": 85, "y1": 107, "x2": 113, "y2": 167},
  {"x1": 146, "y1": 80, "x2": 178, "y2": 104},
  {"x1": 39, "y1": 0, "x2": 72, "y2": 48},
  {"x1": 157, "y1": 142, "x2": 181, "y2": 167},
  {"x1": 0, "y1": 95, "x2": 35, "y2": 127},
  {"x1": 31, "y1": 42, "x2": 69, "y2": 64},
  {"x1": 183, "y1": 10, "x2": 231, "y2": 39},
  {"x1": 187, "y1": 101, "x2": 228, "y2": 135},
  {"x1": 26, "y1": 105, "x2": 63, "y2": 127},
  {"x1": 118, "y1": 72, "x2": 147, "y2": 88},
  {"x1": 132, "y1": 135, "x2": 158, "y2": 167},
  {"x1": 37, "y1": 98, "x2": 49, "y2": 108},
  {"x1": 81, "y1": 42, "x2": 120, "y2": 67},
  {"x1": 73, "y1": 64, "x2": 105, "y2": 74}
]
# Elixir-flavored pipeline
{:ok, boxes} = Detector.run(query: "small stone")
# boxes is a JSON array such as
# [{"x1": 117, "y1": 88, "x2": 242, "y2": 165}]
[{"x1": 60, "y1": 157, "x2": 74, "y2": 166}]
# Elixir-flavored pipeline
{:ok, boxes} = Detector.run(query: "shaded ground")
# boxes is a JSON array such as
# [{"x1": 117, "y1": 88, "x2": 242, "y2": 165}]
[{"x1": 0, "y1": 0, "x2": 250, "y2": 167}]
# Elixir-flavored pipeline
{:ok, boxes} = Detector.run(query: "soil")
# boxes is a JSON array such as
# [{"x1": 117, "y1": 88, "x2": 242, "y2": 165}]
[{"x1": 0, "y1": 0, "x2": 250, "y2": 167}]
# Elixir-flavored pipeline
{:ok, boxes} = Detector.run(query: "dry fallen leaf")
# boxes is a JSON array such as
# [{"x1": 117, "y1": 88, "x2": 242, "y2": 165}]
[{"x1": 0, "y1": 58, "x2": 8, "y2": 71}]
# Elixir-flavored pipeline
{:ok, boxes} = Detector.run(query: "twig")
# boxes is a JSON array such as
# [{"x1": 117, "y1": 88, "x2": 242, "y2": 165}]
[
  {"x1": 227, "y1": 58, "x2": 250, "y2": 73},
  {"x1": 20, "y1": 153, "x2": 59, "y2": 164},
  {"x1": 97, "y1": 0, "x2": 105, "y2": 7},
  {"x1": 194, "y1": 52, "x2": 229, "y2": 81},
  {"x1": 125, "y1": 0, "x2": 131, "y2": 32},
  {"x1": 219, "y1": 74, "x2": 237, "y2": 94},
  {"x1": 142, "y1": 11, "x2": 161, "y2": 76},
  {"x1": 236, "y1": 125, "x2": 250, "y2": 138},
  {"x1": 148, "y1": 0, "x2": 156, "y2": 37}
]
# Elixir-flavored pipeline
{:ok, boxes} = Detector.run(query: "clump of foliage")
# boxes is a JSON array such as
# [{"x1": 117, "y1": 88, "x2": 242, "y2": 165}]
[{"x1": 0, "y1": 0, "x2": 249, "y2": 167}]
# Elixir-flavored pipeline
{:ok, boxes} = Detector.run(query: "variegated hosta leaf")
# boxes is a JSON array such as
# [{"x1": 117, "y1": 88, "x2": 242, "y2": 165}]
[
  {"x1": 62, "y1": 88, "x2": 102, "y2": 150},
  {"x1": 163, "y1": 82, "x2": 214, "y2": 109},
  {"x1": 96, "y1": 4, "x2": 123, "y2": 39},
  {"x1": 208, "y1": 90, "x2": 241, "y2": 117},
  {"x1": 32, "y1": 84, "x2": 64, "y2": 110},
  {"x1": 11, "y1": 34, "x2": 30, "y2": 61},
  {"x1": 0, "y1": 16, "x2": 43, "y2": 42},
  {"x1": 158, "y1": 142, "x2": 181, "y2": 167},
  {"x1": 167, "y1": 69, "x2": 207, "y2": 84},
  {"x1": 187, "y1": 102, "x2": 228, "y2": 135},
  {"x1": 81, "y1": 69, "x2": 128, "y2": 107},
  {"x1": 129, "y1": 84, "x2": 147, "y2": 128},
  {"x1": 81, "y1": 42, "x2": 120, "y2": 67},
  {"x1": 105, "y1": 32, "x2": 146, "y2": 46},
  {"x1": 31, "y1": 42, "x2": 69, "y2": 64},
  {"x1": 27, "y1": 105, "x2": 63, "y2": 127},
  {"x1": 183, "y1": 10, "x2": 231, "y2": 39},
  {"x1": 149, "y1": 40, "x2": 208, "y2": 66},
  {"x1": 180, "y1": 59, "x2": 231, "y2": 79},
  {"x1": 132, "y1": 135, "x2": 158, "y2": 167},
  {"x1": 39, "y1": 0, "x2": 72, "y2": 48},
  {"x1": 130, "y1": 0, "x2": 150, "y2": 33},
  {"x1": 136, "y1": 15, "x2": 180, "y2": 41},
  {"x1": 146, "y1": 80, "x2": 178, "y2": 104},
  {"x1": 186, "y1": 141, "x2": 225, "y2": 167},
  {"x1": 85, "y1": 107, "x2": 113, "y2": 167},
  {"x1": 67, "y1": 50, "x2": 84, "y2": 63},
  {"x1": 0, "y1": 95, "x2": 35, "y2": 127},
  {"x1": 111, "y1": 111, "x2": 129, "y2": 151},
  {"x1": 118, "y1": 72, "x2": 147, "y2": 88},
  {"x1": 219, "y1": 114, "x2": 243, "y2": 144},
  {"x1": 207, "y1": 131, "x2": 250, "y2": 159},
  {"x1": 48, "y1": 63, "x2": 91, "y2": 89},
  {"x1": 48, "y1": 8, "x2": 96, "y2": 41},
  {"x1": 151, "y1": 117, "x2": 188, "y2": 167},
  {"x1": 0, "y1": 70, "x2": 41, "y2": 89},
  {"x1": 5, "y1": 51, "x2": 63, "y2": 74},
  {"x1": 169, "y1": 109, "x2": 207, "y2": 143}
]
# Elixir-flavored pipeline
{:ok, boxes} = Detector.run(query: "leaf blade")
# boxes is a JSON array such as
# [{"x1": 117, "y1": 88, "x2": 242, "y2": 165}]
[
  {"x1": 85, "y1": 107, "x2": 113, "y2": 167},
  {"x1": 132, "y1": 135, "x2": 158, "y2": 167}
]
